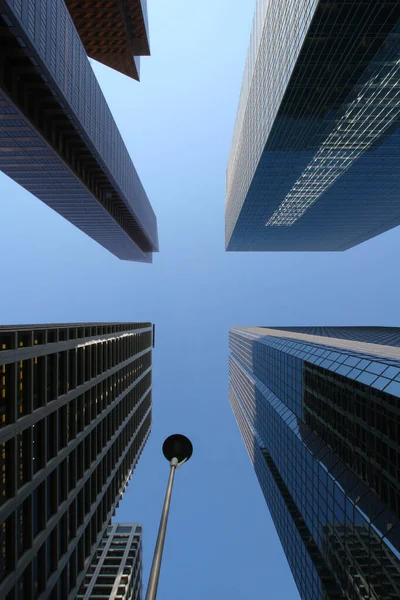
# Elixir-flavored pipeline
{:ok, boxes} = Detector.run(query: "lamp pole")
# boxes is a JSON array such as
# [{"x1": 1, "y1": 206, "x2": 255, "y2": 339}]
[{"x1": 145, "y1": 434, "x2": 193, "y2": 600}]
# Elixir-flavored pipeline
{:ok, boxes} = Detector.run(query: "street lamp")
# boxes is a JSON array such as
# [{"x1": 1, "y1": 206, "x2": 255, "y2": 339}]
[{"x1": 145, "y1": 434, "x2": 193, "y2": 600}]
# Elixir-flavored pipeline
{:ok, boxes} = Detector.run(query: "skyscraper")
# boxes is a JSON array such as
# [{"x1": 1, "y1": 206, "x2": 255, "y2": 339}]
[
  {"x1": 77, "y1": 523, "x2": 143, "y2": 600},
  {"x1": 229, "y1": 326, "x2": 400, "y2": 600},
  {"x1": 0, "y1": 322, "x2": 153, "y2": 599},
  {"x1": 0, "y1": 0, "x2": 158, "y2": 262},
  {"x1": 65, "y1": 0, "x2": 150, "y2": 81},
  {"x1": 226, "y1": 1, "x2": 400, "y2": 252}
]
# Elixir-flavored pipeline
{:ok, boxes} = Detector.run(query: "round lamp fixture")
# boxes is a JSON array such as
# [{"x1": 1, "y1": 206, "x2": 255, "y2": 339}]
[{"x1": 162, "y1": 434, "x2": 193, "y2": 465}]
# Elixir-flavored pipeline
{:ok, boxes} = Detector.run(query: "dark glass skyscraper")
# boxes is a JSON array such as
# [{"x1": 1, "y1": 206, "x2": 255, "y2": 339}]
[
  {"x1": 229, "y1": 326, "x2": 400, "y2": 600},
  {"x1": 0, "y1": 0, "x2": 158, "y2": 262},
  {"x1": 226, "y1": 1, "x2": 400, "y2": 251},
  {"x1": 0, "y1": 322, "x2": 153, "y2": 599}
]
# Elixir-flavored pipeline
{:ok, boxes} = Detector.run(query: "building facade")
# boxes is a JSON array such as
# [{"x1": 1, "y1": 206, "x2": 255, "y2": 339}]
[
  {"x1": 77, "y1": 523, "x2": 142, "y2": 600},
  {"x1": 65, "y1": 0, "x2": 150, "y2": 80},
  {"x1": 229, "y1": 326, "x2": 400, "y2": 599},
  {"x1": 0, "y1": 322, "x2": 153, "y2": 599},
  {"x1": 226, "y1": 0, "x2": 400, "y2": 251},
  {"x1": 0, "y1": 0, "x2": 158, "y2": 262}
]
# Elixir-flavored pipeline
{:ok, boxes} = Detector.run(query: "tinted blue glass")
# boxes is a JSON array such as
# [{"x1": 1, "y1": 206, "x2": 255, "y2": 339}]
[
  {"x1": 229, "y1": 327, "x2": 400, "y2": 600},
  {"x1": 226, "y1": 1, "x2": 400, "y2": 252}
]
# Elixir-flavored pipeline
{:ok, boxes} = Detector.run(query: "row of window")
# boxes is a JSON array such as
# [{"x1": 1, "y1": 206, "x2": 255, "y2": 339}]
[
  {"x1": 0, "y1": 369, "x2": 151, "y2": 505},
  {"x1": 0, "y1": 337, "x2": 151, "y2": 427},
  {"x1": 0, "y1": 407, "x2": 151, "y2": 599},
  {"x1": 0, "y1": 325, "x2": 148, "y2": 350}
]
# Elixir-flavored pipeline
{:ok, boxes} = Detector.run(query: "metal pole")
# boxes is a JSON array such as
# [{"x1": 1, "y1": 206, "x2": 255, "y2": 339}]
[{"x1": 145, "y1": 457, "x2": 178, "y2": 600}]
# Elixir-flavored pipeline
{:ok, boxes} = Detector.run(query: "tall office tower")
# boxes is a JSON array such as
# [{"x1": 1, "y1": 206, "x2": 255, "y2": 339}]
[
  {"x1": 66, "y1": 1, "x2": 150, "y2": 81},
  {"x1": 229, "y1": 326, "x2": 400, "y2": 600},
  {"x1": 226, "y1": 1, "x2": 400, "y2": 252},
  {"x1": 0, "y1": 0, "x2": 158, "y2": 262},
  {"x1": 0, "y1": 322, "x2": 153, "y2": 599},
  {"x1": 77, "y1": 523, "x2": 143, "y2": 600}
]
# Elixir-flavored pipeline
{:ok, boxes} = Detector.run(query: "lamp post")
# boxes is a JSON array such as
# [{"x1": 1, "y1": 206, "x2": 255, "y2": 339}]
[{"x1": 145, "y1": 434, "x2": 193, "y2": 600}]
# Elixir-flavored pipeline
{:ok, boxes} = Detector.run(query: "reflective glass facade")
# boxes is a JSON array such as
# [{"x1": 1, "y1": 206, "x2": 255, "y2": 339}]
[
  {"x1": 226, "y1": 1, "x2": 400, "y2": 251},
  {"x1": 0, "y1": 322, "x2": 153, "y2": 599},
  {"x1": 229, "y1": 326, "x2": 400, "y2": 600},
  {"x1": 78, "y1": 523, "x2": 142, "y2": 599},
  {"x1": 0, "y1": 0, "x2": 158, "y2": 262}
]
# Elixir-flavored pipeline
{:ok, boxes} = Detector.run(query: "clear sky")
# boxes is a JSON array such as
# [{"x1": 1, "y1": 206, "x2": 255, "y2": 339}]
[{"x1": 1, "y1": 1, "x2": 400, "y2": 598}]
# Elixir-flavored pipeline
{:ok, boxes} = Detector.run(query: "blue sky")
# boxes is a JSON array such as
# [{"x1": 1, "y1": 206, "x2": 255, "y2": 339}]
[{"x1": 1, "y1": 0, "x2": 400, "y2": 598}]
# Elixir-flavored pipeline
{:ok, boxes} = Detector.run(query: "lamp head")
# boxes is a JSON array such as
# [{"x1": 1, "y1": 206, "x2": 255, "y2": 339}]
[{"x1": 162, "y1": 434, "x2": 193, "y2": 465}]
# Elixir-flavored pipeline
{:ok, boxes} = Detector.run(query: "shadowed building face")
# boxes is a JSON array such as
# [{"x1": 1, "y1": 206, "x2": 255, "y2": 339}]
[{"x1": 226, "y1": 0, "x2": 400, "y2": 252}]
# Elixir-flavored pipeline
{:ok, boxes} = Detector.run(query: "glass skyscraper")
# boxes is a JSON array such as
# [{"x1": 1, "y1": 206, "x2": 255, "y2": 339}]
[
  {"x1": 0, "y1": 322, "x2": 153, "y2": 599},
  {"x1": 226, "y1": 1, "x2": 400, "y2": 251},
  {"x1": 229, "y1": 326, "x2": 400, "y2": 599},
  {"x1": 0, "y1": 0, "x2": 158, "y2": 262}
]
